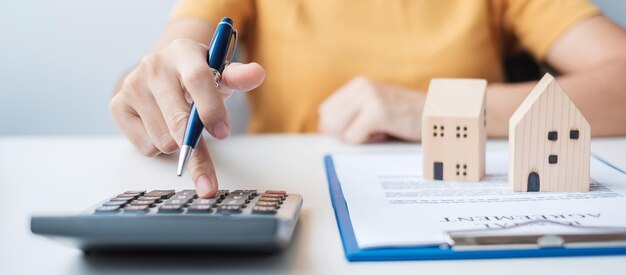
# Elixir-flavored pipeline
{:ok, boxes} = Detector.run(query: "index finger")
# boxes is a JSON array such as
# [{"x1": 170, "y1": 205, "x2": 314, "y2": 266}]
[{"x1": 171, "y1": 45, "x2": 230, "y2": 139}]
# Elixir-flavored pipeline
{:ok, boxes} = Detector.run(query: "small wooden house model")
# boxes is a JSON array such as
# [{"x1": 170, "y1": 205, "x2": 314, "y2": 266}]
[
  {"x1": 422, "y1": 78, "x2": 487, "y2": 181},
  {"x1": 509, "y1": 73, "x2": 590, "y2": 192}
]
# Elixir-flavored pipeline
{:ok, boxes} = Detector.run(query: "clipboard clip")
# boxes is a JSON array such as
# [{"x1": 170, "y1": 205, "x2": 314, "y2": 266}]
[{"x1": 444, "y1": 220, "x2": 626, "y2": 251}]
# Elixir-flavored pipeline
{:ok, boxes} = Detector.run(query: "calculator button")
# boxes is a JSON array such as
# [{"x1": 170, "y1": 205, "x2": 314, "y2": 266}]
[
  {"x1": 124, "y1": 190, "x2": 146, "y2": 196},
  {"x1": 261, "y1": 193, "x2": 285, "y2": 200},
  {"x1": 116, "y1": 193, "x2": 140, "y2": 199},
  {"x1": 252, "y1": 206, "x2": 277, "y2": 214},
  {"x1": 103, "y1": 200, "x2": 128, "y2": 206},
  {"x1": 145, "y1": 190, "x2": 175, "y2": 199},
  {"x1": 123, "y1": 205, "x2": 149, "y2": 213},
  {"x1": 163, "y1": 199, "x2": 188, "y2": 206},
  {"x1": 258, "y1": 197, "x2": 282, "y2": 203},
  {"x1": 137, "y1": 196, "x2": 162, "y2": 202},
  {"x1": 255, "y1": 201, "x2": 279, "y2": 208},
  {"x1": 265, "y1": 190, "x2": 287, "y2": 195},
  {"x1": 211, "y1": 191, "x2": 228, "y2": 200},
  {"x1": 225, "y1": 194, "x2": 250, "y2": 200},
  {"x1": 176, "y1": 190, "x2": 198, "y2": 198},
  {"x1": 220, "y1": 198, "x2": 247, "y2": 206},
  {"x1": 245, "y1": 190, "x2": 258, "y2": 196},
  {"x1": 130, "y1": 200, "x2": 156, "y2": 207},
  {"x1": 170, "y1": 195, "x2": 193, "y2": 202},
  {"x1": 110, "y1": 197, "x2": 133, "y2": 202},
  {"x1": 217, "y1": 205, "x2": 242, "y2": 213},
  {"x1": 95, "y1": 205, "x2": 120, "y2": 213},
  {"x1": 230, "y1": 190, "x2": 258, "y2": 197},
  {"x1": 191, "y1": 198, "x2": 218, "y2": 205},
  {"x1": 187, "y1": 205, "x2": 213, "y2": 213},
  {"x1": 158, "y1": 205, "x2": 183, "y2": 213}
]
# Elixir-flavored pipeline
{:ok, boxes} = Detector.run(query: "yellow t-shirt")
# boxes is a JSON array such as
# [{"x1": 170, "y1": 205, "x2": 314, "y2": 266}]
[{"x1": 172, "y1": 0, "x2": 599, "y2": 133}]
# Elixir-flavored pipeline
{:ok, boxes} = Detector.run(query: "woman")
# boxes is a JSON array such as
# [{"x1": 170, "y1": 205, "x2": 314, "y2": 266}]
[{"x1": 110, "y1": 0, "x2": 626, "y2": 197}]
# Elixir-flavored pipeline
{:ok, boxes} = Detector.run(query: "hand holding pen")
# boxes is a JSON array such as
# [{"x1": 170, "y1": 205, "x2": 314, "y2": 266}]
[{"x1": 110, "y1": 18, "x2": 265, "y2": 198}]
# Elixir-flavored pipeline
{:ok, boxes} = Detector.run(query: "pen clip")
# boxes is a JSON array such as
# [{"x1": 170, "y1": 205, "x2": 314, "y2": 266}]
[
  {"x1": 212, "y1": 23, "x2": 238, "y2": 88},
  {"x1": 224, "y1": 28, "x2": 238, "y2": 68}
]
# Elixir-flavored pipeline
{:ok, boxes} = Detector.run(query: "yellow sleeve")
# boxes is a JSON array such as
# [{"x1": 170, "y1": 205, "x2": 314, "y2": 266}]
[
  {"x1": 171, "y1": 0, "x2": 254, "y2": 35},
  {"x1": 504, "y1": 0, "x2": 601, "y2": 60}
]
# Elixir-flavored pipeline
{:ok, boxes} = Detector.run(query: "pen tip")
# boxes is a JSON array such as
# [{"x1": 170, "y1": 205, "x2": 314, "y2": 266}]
[{"x1": 177, "y1": 145, "x2": 193, "y2": 177}]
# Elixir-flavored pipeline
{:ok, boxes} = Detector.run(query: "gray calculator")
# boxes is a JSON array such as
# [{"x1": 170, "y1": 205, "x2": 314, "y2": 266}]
[{"x1": 31, "y1": 189, "x2": 303, "y2": 253}]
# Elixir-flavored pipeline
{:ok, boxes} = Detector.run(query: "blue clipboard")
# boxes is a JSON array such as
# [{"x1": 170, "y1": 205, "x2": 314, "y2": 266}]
[{"x1": 324, "y1": 155, "x2": 626, "y2": 261}]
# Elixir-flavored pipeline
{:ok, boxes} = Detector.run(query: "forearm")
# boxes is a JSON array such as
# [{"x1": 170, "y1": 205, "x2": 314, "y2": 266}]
[{"x1": 487, "y1": 59, "x2": 626, "y2": 137}]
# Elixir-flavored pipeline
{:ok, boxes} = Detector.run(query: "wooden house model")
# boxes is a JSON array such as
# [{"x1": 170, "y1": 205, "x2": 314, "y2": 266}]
[
  {"x1": 509, "y1": 73, "x2": 590, "y2": 192},
  {"x1": 422, "y1": 78, "x2": 487, "y2": 181}
]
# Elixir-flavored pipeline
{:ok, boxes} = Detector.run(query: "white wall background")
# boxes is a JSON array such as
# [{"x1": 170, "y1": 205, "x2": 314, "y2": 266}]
[{"x1": 1, "y1": 0, "x2": 625, "y2": 136}]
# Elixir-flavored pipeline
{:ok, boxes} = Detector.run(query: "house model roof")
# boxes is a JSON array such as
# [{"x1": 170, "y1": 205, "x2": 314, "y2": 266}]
[
  {"x1": 509, "y1": 73, "x2": 588, "y2": 129},
  {"x1": 423, "y1": 78, "x2": 487, "y2": 118}
]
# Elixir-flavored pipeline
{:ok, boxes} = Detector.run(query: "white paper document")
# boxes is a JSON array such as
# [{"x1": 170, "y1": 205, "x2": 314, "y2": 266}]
[{"x1": 331, "y1": 151, "x2": 626, "y2": 249}]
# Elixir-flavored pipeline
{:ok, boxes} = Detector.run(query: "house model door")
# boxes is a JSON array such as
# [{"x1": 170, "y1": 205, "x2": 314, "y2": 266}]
[
  {"x1": 434, "y1": 162, "x2": 443, "y2": 180},
  {"x1": 527, "y1": 172, "x2": 540, "y2": 192}
]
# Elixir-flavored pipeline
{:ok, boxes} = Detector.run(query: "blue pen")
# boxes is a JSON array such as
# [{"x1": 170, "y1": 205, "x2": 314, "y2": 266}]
[{"x1": 177, "y1": 17, "x2": 238, "y2": 176}]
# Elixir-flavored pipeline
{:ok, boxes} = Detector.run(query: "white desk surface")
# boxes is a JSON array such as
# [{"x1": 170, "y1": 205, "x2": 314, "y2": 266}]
[{"x1": 1, "y1": 135, "x2": 625, "y2": 275}]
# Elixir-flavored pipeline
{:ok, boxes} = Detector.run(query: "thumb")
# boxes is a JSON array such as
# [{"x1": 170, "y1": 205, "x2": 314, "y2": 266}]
[
  {"x1": 187, "y1": 137, "x2": 218, "y2": 198},
  {"x1": 219, "y1": 62, "x2": 265, "y2": 97}
]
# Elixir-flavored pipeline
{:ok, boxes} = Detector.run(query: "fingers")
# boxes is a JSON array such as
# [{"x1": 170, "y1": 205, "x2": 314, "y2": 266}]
[
  {"x1": 165, "y1": 40, "x2": 265, "y2": 140},
  {"x1": 134, "y1": 95, "x2": 180, "y2": 154},
  {"x1": 187, "y1": 137, "x2": 218, "y2": 198},
  {"x1": 319, "y1": 77, "x2": 380, "y2": 141},
  {"x1": 342, "y1": 108, "x2": 383, "y2": 144},
  {"x1": 148, "y1": 72, "x2": 192, "y2": 146},
  {"x1": 319, "y1": 76, "x2": 426, "y2": 144},
  {"x1": 109, "y1": 95, "x2": 160, "y2": 157},
  {"x1": 368, "y1": 132, "x2": 389, "y2": 143},
  {"x1": 320, "y1": 91, "x2": 384, "y2": 144},
  {"x1": 318, "y1": 82, "x2": 363, "y2": 135},
  {"x1": 110, "y1": 38, "x2": 265, "y2": 191},
  {"x1": 172, "y1": 46, "x2": 231, "y2": 140}
]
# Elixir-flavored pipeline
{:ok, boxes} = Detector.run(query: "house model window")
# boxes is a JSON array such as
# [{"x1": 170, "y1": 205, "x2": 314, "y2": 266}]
[
  {"x1": 548, "y1": 131, "x2": 558, "y2": 141},
  {"x1": 508, "y1": 73, "x2": 590, "y2": 192},
  {"x1": 421, "y1": 78, "x2": 487, "y2": 182}
]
